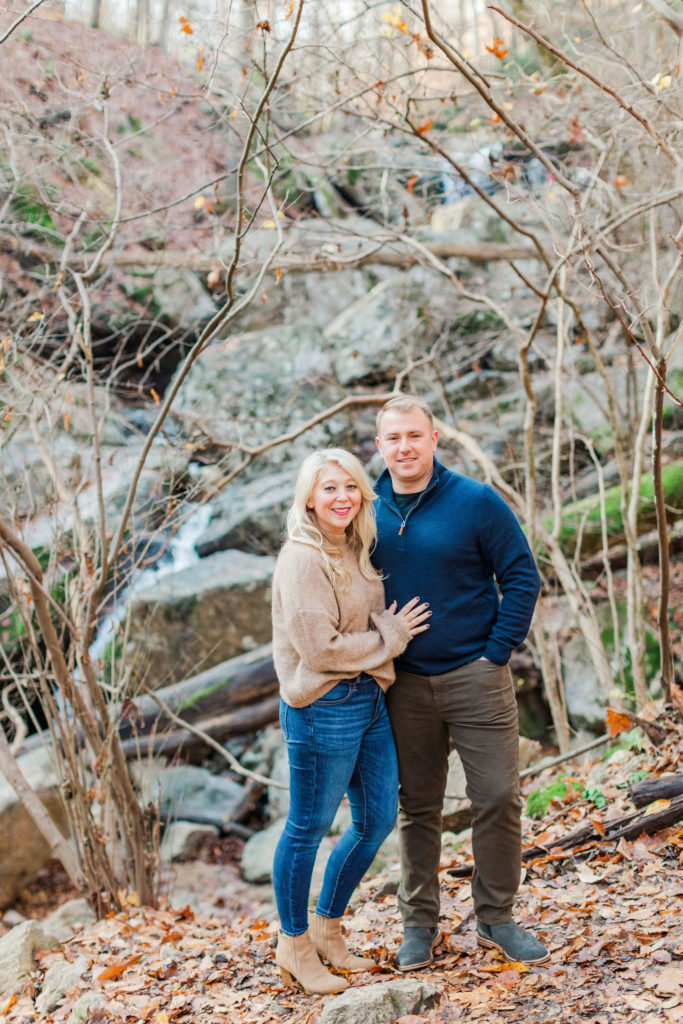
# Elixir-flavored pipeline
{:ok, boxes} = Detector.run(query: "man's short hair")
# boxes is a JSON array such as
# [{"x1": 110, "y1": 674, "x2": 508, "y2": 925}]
[{"x1": 376, "y1": 395, "x2": 434, "y2": 436}]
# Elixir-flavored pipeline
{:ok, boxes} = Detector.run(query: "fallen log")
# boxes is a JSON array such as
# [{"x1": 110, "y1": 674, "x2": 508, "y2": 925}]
[
  {"x1": 116, "y1": 643, "x2": 277, "y2": 739},
  {"x1": 120, "y1": 693, "x2": 281, "y2": 759},
  {"x1": 629, "y1": 772, "x2": 683, "y2": 807},
  {"x1": 447, "y1": 793, "x2": 683, "y2": 876}
]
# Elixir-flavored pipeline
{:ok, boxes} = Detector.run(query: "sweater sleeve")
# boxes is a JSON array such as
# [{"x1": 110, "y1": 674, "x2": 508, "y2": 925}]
[
  {"x1": 276, "y1": 545, "x2": 411, "y2": 675},
  {"x1": 479, "y1": 488, "x2": 541, "y2": 665}
]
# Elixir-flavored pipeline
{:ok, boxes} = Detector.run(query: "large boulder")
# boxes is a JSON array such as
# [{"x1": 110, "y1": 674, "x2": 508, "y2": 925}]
[
  {"x1": 194, "y1": 469, "x2": 296, "y2": 557},
  {"x1": 0, "y1": 747, "x2": 69, "y2": 910},
  {"x1": 127, "y1": 548, "x2": 275, "y2": 686},
  {"x1": 136, "y1": 763, "x2": 247, "y2": 828}
]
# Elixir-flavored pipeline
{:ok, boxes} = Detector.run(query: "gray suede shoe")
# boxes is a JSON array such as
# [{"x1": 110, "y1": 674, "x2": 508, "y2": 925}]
[
  {"x1": 396, "y1": 927, "x2": 442, "y2": 971},
  {"x1": 477, "y1": 920, "x2": 549, "y2": 965}
]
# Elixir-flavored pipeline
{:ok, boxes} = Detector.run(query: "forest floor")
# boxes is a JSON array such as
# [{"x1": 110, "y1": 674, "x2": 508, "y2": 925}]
[{"x1": 3, "y1": 707, "x2": 682, "y2": 1024}]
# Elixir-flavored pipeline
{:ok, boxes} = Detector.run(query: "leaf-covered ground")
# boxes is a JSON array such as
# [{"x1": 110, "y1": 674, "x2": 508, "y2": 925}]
[{"x1": 3, "y1": 713, "x2": 682, "y2": 1024}]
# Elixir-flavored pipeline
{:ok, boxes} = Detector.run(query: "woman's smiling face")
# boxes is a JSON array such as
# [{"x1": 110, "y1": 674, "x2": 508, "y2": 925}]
[{"x1": 307, "y1": 462, "x2": 363, "y2": 536}]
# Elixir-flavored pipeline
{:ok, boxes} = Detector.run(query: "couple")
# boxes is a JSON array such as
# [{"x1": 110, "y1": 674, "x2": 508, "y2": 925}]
[{"x1": 270, "y1": 395, "x2": 548, "y2": 995}]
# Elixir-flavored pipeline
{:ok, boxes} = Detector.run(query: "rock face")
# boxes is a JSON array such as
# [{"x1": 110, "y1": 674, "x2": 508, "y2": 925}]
[
  {"x1": 137, "y1": 763, "x2": 247, "y2": 828},
  {"x1": 128, "y1": 548, "x2": 276, "y2": 686},
  {"x1": 0, "y1": 920, "x2": 57, "y2": 995},
  {"x1": 319, "y1": 978, "x2": 439, "y2": 1024},
  {"x1": 194, "y1": 469, "x2": 295, "y2": 557},
  {"x1": 0, "y1": 747, "x2": 69, "y2": 910}
]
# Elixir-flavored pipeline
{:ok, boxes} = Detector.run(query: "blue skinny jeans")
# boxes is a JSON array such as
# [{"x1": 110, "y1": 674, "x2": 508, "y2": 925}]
[{"x1": 273, "y1": 675, "x2": 399, "y2": 936}]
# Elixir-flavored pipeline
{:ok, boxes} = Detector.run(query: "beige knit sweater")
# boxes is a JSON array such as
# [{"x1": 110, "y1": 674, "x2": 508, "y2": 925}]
[{"x1": 271, "y1": 538, "x2": 412, "y2": 708}]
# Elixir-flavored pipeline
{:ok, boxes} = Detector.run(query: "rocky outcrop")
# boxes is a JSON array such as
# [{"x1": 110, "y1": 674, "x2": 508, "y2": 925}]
[{"x1": 127, "y1": 548, "x2": 275, "y2": 686}]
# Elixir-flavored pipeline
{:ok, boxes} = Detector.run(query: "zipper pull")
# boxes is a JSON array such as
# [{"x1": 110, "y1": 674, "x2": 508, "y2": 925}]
[{"x1": 399, "y1": 523, "x2": 405, "y2": 536}]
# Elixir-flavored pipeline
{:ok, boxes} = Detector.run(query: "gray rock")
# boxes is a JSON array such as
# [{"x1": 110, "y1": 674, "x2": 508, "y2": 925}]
[
  {"x1": 319, "y1": 978, "x2": 439, "y2": 1024},
  {"x1": 151, "y1": 267, "x2": 216, "y2": 328},
  {"x1": 128, "y1": 548, "x2": 275, "y2": 686},
  {"x1": 442, "y1": 749, "x2": 473, "y2": 834},
  {"x1": 36, "y1": 955, "x2": 88, "y2": 1014},
  {"x1": 241, "y1": 818, "x2": 286, "y2": 883},
  {"x1": 266, "y1": 742, "x2": 291, "y2": 824},
  {"x1": 70, "y1": 991, "x2": 107, "y2": 1022},
  {"x1": 0, "y1": 747, "x2": 69, "y2": 910},
  {"x1": 195, "y1": 469, "x2": 295, "y2": 557},
  {"x1": 42, "y1": 899, "x2": 95, "y2": 942},
  {"x1": 161, "y1": 820, "x2": 220, "y2": 862},
  {"x1": 2, "y1": 911, "x2": 26, "y2": 928},
  {"x1": 143, "y1": 764, "x2": 246, "y2": 828},
  {"x1": 0, "y1": 920, "x2": 57, "y2": 995}
]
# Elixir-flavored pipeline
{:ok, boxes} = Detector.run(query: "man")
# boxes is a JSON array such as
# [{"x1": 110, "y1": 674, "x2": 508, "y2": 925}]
[{"x1": 372, "y1": 394, "x2": 548, "y2": 970}]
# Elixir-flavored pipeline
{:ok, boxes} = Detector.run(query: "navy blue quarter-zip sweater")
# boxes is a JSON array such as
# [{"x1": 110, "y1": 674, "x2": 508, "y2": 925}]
[{"x1": 372, "y1": 459, "x2": 541, "y2": 675}]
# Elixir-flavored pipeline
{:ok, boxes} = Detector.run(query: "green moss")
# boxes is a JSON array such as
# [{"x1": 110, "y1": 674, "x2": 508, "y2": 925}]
[
  {"x1": 551, "y1": 459, "x2": 683, "y2": 556},
  {"x1": 11, "y1": 184, "x2": 57, "y2": 238},
  {"x1": 526, "y1": 776, "x2": 583, "y2": 818}
]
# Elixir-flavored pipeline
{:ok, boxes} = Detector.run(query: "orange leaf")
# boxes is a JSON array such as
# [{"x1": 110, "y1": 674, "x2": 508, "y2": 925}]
[
  {"x1": 568, "y1": 116, "x2": 585, "y2": 144},
  {"x1": 614, "y1": 175, "x2": 628, "y2": 187},
  {"x1": 415, "y1": 118, "x2": 433, "y2": 135},
  {"x1": 181, "y1": 22, "x2": 193, "y2": 33},
  {"x1": 407, "y1": 175, "x2": 418, "y2": 193},
  {"x1": 150, "y1": 388, "x2": 160, "y2": 404},
  {"x1": 485, "y1": 37, "x2": 508, "y2": 60},
  {"x1": 606, "y1": 707, "x2": 633, "y2": 738},
  {"x1": 590, "y1": 817, "x2": 606, "y2": 836},
  {"x1": 275, "y1": 267, "x2": 282, "y2": 283},
  {"x1": 284, "y1": 0, "x2": 295, "y2": 17},
  {"x1": 2, "y1": 993, "x2": 17, "y2": 1014},
  {"x1": 97, "y1": 955, "x2": 141, "y2": 981},
  {"x1": 197, "y1": 55, "x2": 203, "y2": 71},
  {"x1": 64, "y1": 412, "x2": 70, "y2": 432}
]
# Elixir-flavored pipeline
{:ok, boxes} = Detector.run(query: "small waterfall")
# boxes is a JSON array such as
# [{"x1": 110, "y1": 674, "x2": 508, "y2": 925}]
[{"x1": 89, "y1": 502, "x2": 213, "y2": 664}]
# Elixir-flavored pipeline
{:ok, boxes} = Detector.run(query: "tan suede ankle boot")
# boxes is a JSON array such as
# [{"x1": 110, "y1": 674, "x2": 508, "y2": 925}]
[
  {"x1": 308, "y1": 911, "x2": 377, "y2": 972},
  {"x1": 275, "y1": 930, "x2": 350, "y2": 994}
]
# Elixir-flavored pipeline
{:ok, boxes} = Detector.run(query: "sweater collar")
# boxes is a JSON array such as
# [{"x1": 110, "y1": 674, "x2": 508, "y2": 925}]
[{"x1": 374, "y1": 458, "x2": 442, "y2": 503}]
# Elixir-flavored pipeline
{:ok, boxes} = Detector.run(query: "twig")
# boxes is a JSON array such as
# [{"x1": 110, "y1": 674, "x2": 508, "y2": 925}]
[{"x1": 140, "y1": 683, "x2": 287, "y2": 789}]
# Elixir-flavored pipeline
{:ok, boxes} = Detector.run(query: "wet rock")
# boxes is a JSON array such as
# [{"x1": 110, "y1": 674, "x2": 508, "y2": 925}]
[{"x1": 195, "y1": 469, "x2": 295, "y2": 557}]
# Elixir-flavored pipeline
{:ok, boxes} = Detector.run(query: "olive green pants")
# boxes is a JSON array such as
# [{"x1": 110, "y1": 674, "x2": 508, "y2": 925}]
[{"x1": 386, "y1": 659, "x2": 521, "y2": 928}]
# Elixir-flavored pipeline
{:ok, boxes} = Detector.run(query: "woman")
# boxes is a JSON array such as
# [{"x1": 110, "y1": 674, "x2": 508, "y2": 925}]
[{"x1": 271, "y1": 448, "x2": 430, "y2": 994}]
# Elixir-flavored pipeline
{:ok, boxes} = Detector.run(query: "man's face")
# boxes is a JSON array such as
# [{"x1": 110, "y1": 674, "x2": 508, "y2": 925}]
[{"x1": 376, "y1": 409, "x2": 438, "y2": 493}]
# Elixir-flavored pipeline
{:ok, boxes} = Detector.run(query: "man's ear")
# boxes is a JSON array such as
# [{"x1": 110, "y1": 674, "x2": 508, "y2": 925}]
[{"x1": 375, "y1": 436, "x2": 381, "y2": 450}]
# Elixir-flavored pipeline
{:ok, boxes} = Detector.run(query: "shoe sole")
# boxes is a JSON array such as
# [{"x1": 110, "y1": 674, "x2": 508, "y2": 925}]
[
  {"x1": 396, "y1": 932, "x2": 443, "y2": 972},
  {"x1": 477, "y1": 935, "x2": 550, "y2": 966}
]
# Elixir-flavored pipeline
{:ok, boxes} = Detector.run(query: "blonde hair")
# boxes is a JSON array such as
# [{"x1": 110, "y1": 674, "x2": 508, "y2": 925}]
[
  {"x1": 376, "y1": 394, "x2": 434, "y2": 436},
  {"x1": 286, "y1": 448, "x2": 381, "y2": 583}
]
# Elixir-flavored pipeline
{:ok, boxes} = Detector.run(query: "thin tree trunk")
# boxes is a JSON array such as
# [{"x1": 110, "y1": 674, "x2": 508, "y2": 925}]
[{"x1": 653, "y1": 358, "x2": 672, "y2": 701}]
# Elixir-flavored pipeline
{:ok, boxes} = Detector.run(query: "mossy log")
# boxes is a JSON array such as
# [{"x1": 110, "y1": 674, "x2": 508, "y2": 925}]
[
  {"x1": 551, "y1": 460, "x2": 683, "y2": 558},
  {"x1": 116, "y1": 642, "x2": 276, "y2": 739}
]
